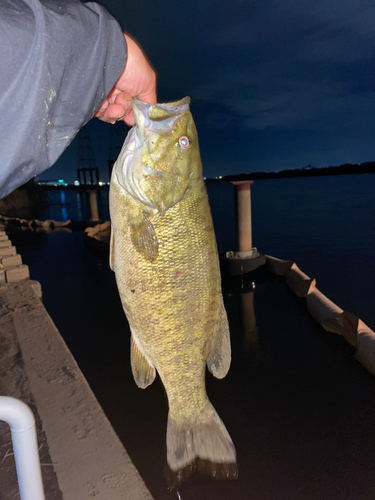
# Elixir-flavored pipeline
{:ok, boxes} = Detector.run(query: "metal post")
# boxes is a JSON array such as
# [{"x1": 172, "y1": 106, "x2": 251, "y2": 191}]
[{"x1": 0, "y1": 396, "x2": 45, "y2": 500}]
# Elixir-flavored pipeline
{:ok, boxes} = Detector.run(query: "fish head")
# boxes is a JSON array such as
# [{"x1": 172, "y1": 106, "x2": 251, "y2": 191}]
[{"x1": 113, "y1": 97, "x2": 203, "y2": 214}]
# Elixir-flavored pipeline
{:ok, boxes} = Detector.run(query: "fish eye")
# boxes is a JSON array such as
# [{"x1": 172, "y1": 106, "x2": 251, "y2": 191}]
[{"x1": 178, "y1": 135, "x2": 190, "y2": 150}]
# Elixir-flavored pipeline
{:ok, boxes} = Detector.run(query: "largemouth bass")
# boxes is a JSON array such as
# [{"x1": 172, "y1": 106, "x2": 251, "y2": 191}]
[{"x1": 109, "y1": 97, "x2": 236, "y2": 472}]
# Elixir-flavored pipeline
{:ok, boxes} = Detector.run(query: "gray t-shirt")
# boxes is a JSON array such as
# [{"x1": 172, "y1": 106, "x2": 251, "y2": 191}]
[{"x1": 0, "y1": 0, "x2": 127, "y2": 198}]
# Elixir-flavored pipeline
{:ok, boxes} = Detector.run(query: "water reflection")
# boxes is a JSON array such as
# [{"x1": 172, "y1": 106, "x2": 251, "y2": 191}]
[
  {"x1": 59, "y1": 190, "x2": 69, "y2": 221},
  {"x1": 76, "y1": 191, "x2": 83, "y2": 220},
  {"x1": 240, "y1": 291, "x2": 259, "y2": 350}
]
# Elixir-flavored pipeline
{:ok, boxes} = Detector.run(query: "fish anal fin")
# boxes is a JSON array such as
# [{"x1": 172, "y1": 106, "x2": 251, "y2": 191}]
[
  {"x1": 131, "y1": 335, "x2": 156, "y2": 389},
  {"x1": 130, "y1": 212, "x2": 158, "y2": 262},
  {"x1": 166, "y1": 403, "x2": 236, "y2": 472},
  {"x1": 207, "y1": 298, "x2": 231, "y2": 379},
  {"x1": 109, "y1": 229, "x2": 114, "y2": 271}
]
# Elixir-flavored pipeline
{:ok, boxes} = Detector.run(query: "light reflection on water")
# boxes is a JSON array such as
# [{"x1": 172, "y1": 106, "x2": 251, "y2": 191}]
[
  {"x1": 38, "y1": 187, "x2": 109, "y2": 222},
  {"x1": 75, "y1": 191, "x2": 83, "y2": 221},
  {"x1": 59, "y1": 190, "x2": 69, "y2": 221}
]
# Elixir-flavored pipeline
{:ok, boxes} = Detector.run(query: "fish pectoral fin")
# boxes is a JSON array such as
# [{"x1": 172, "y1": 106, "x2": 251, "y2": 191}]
[
  {"x1": 109, "y1": 229, "x2": 114, "y2": 271},
  {"x1": 131, "y1": 335, "x2": 156, "y2": 389},
  {"x1": 207, "y1": 298, "x2": 231, "y2": 379},
  {"x1": 130, "y1": 212, "x2": 158, "y2": 262}
]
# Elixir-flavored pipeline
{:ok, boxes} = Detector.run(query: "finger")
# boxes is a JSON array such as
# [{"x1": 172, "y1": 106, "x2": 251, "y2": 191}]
[
  {"x1": 114, "y1": 92, "x2": 133, "y2": 116},
  {"x1": 108, "y1": 89, "x2": 121, "y2": 105},
  {"x1": 99, "y1": 103, "x2": 127, "y2": 124},
  {"x1": 94, "y1": 99, "x2": 109, "y2": 118},
  {"x1": 123, "y1": 111, "x2": 135, "y2": 126}
]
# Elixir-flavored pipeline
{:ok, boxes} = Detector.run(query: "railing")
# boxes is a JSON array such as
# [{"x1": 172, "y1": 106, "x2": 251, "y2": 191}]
[{"x1": 0, "y1": 396, "x2": 45, "y2": 500}]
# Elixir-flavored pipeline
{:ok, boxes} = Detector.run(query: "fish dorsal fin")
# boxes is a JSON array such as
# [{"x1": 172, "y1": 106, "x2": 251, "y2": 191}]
[
  {"x1": 207, "y1": 297, "x2": 231, "y2": 379},
  {"x1": 130, "y1": 211, "x2": 159, "y2": 262},
  {"x1": 131, "y1": 333, "x2": 156, "y2": 389}
]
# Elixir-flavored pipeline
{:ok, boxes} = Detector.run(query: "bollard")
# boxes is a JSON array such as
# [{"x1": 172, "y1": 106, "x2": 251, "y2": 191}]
[
  {"x1": 231, "y1": 180, "x2": 254, "y2": 252},
  {"x1": 87, "y1": 189, "x2": 99, "y2": 221}
]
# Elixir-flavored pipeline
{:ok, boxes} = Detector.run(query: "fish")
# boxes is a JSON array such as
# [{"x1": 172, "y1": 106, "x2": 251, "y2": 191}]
[{"x1": 109, "y1": 97, "x2": 236, "y2": 472}]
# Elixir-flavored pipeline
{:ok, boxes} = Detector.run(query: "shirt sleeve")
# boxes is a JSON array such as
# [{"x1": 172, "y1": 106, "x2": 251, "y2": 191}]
[{"x1": 0, "y1": 0, "x2": 127, "y2": 198}]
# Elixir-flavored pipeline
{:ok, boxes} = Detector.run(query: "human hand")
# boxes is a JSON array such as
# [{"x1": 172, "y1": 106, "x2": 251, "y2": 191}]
[{"x1": 95, "y1": 33, "x2": 157, "y2": 126}]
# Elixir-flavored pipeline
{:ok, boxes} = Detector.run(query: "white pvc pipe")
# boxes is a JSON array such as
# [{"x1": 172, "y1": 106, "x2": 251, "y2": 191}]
[{"x1": 0, "y1": 396, "x2": 45, "y2": 500}]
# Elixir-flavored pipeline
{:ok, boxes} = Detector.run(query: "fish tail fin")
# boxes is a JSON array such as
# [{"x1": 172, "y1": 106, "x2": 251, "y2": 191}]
[{"x1": 166, "y1": 403, "x2": 236, "y2": 472}]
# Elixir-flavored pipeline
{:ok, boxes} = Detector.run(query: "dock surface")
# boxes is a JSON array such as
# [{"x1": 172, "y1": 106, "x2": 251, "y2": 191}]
[{"x1": 0, "y1": 280, "x2": 153, "y2": 500}]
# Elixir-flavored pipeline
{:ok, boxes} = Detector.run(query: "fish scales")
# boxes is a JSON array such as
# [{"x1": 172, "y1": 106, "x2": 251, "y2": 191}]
[{"x1": 109, "y1": 97, "x2": 236, "y2": 472}]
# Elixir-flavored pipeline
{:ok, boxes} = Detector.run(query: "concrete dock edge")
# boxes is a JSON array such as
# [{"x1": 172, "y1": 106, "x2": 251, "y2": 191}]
[{"x1": 0, "y1": 280, "x2": 153, "y2": 500}]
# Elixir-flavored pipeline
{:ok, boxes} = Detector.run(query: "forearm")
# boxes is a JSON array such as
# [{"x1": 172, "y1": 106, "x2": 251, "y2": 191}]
[{"x1": 0, "y1": 0, "x2": 126, "y2": 198}]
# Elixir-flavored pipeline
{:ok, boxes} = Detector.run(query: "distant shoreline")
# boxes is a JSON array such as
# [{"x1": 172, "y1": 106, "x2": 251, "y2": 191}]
[
  {"x1": 205, "y1": 161, "x2": 375, "y2": 182},
  {"x1": 35, "y1": 161, "x2": 375, "y2": 190}
]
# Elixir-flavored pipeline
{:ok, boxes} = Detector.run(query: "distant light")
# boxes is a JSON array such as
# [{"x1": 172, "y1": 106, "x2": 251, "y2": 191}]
[
  {"x1": 74, "y1": 180, "x2": 80, "y2": 186},
  {"x1": 99, "y1": 181, "x2": 104, "y2": 186},
  {"x1": 58, "y1": 179, "x2": 64, "y2": 183},
  {"x1": 219, "y1": 176, "x2": 222, "y2": 179}
]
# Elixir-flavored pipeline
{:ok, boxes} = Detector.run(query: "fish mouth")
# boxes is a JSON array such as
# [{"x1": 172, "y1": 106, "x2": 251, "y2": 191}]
[
  {"x1": 114, "y1": 97, "x2": 191, "y2": 208},
  {"x1": 132, "y1": 97, "x2": 190, "y2": 136}
]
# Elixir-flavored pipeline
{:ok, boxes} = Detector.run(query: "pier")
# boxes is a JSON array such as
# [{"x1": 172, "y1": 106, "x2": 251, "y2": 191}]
[{"x1": 0, "y1": 230, "x2": 153, "y2": 500}]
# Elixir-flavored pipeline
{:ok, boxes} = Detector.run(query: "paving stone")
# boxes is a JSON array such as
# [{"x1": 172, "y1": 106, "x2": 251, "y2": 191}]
[
  {"x1": 0, "y1": 239, "x2": 11, "y2": 248},
  {"x1": 0, "y1": 246, "x2": 16, "y2": 257},
  {"x1": 5, "y1": 265, "x2": 30, "y2": 283},
  {"x1": 1, "y1": 254, "x2": 22, "y2": 268}
]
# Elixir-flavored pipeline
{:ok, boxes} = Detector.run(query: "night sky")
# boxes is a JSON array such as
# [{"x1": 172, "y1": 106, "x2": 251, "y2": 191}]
[{"x1": 43, "y1": 0, "x2": 375, "y2": 183}]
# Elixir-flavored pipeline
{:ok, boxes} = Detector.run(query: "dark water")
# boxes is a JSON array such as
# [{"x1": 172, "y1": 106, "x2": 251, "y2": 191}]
[
  {"x1": 209, "y1": 174, "x2": 375, "y2": 330},
  {"x1": 35, "y1": 187, "x2": 111, "y2": 222},
  {"x1": 8, "y1": 173, "x2": 375, "y2": 499},
  {"x1": 38, "y1": 174, "x2": 375, "y2": 328}
]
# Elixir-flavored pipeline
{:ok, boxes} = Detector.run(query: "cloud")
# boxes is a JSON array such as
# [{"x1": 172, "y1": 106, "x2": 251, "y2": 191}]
[
  {"x1": 54, "y1": 0, "x2": 375, "y2": 179},
  {"x1": 186, "y1": 0, "x2": 375, "y2": 131}
]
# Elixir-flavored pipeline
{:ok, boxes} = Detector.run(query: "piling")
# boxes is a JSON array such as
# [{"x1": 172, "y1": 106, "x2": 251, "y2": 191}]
[
  {"x1": 87, "y1": 190, "x2": 99, "y2": 221},
  {"x1": 232, "y1": 180, "x2": 253, "y2": 252},
  {"x1": 219, "y1": 180, "x2": 265, "y2": 283}
]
